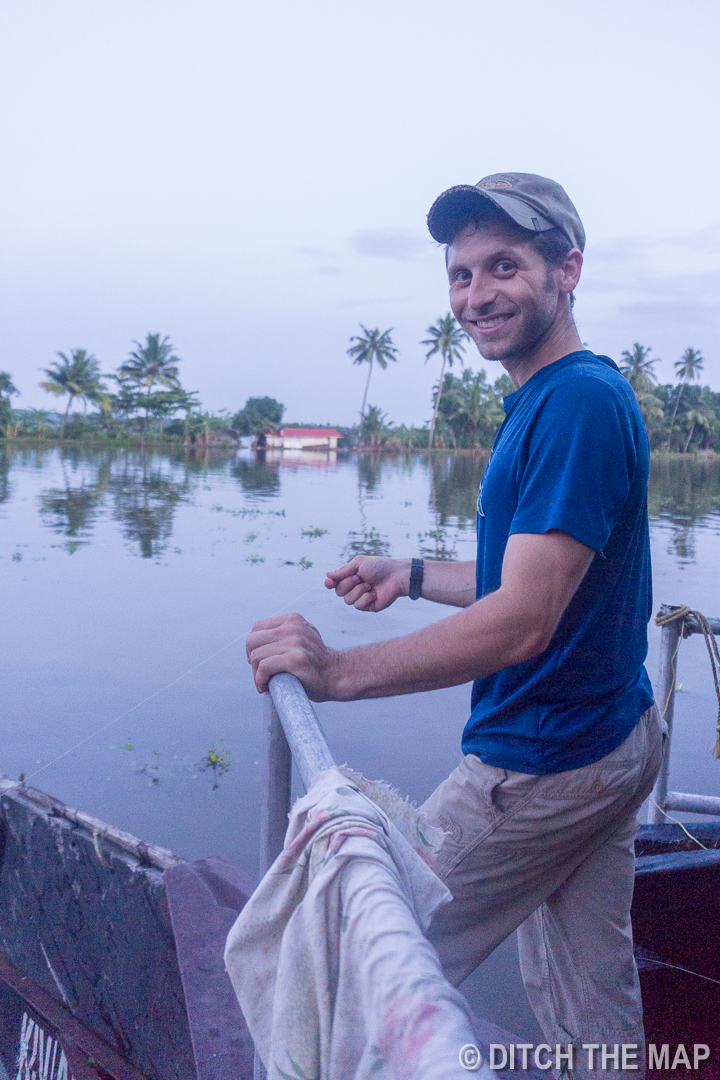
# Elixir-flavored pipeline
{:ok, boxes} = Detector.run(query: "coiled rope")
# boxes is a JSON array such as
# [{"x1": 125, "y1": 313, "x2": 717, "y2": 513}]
[{"x1": 655, "y1": 605, "x2": 720, "y2": 759}]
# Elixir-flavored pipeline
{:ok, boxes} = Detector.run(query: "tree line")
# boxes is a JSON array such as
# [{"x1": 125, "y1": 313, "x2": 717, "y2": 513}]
[{"x1": 0, "y1": 326, "x2": 716, "y2": 453}]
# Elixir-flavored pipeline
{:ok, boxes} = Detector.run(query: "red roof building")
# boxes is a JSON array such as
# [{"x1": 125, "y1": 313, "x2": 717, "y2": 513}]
[{"x1": 262, "y1": 428, "x2": 342, "y2": 450}]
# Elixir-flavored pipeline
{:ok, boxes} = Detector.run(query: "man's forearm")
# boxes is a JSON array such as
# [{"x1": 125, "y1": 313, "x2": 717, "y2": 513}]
[
  {"x1": 328, "y1": 584, "x2": 547, "y2": 701},
  {"x1": 418, "y1": 559, "x2": 476, "y2": 607}
]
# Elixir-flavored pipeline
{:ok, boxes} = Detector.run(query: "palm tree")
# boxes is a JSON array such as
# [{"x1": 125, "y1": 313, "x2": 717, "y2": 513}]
[
  {"x1": 0, "y1": 372, "x2": 19, "y2": 402},
  {"x1": 423, "y1": 314, "x2": 467, "y2": 449},
  {"x1": 118, "y1": 333, "x2": 182, "y2": 433},
  {"x1": 0, "y1": 371, "x2": 19, "y2": 436},
  {"x1": 347, "y1": 326, "x2": 398, "y2": 434},
  {"x1": 40, "y1": 350, "x2": 106, "y2": 437},
  {"x1": 619, "y1": 343, "x2": 658, "y2": 394},
  {"x1": 667, "y1": 348, "x2": 704, "y2": 450},
  {"x1": 25, "y1": 408, "x2": 54, "y2": 437},
  {"x1": 361, "y1": 404, "x2": 389, "y2": 448},
  {"x1": 681, "y1": 403, "x2": 712, "y2": 453}
]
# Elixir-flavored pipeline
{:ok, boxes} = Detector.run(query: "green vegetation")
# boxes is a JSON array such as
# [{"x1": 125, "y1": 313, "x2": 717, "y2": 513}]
[
  {"x1": 233, "y1": 396, "x2": 284, "y2": 435},
  {"x1": 199, "y1": 743, "x2": 232, "y2": 788},
  {"x1": 347, "y1": 325, "x2": 398, "y2": 435},
  {"x1": 422, "y1": 314, "x2": 467, "y2": 449},
  {"x1": 40, "y1": 350, "x2": 107, "y2": 437},
  {"x1": 1, "y1": 326, "x2": 717, "y2": 455}
]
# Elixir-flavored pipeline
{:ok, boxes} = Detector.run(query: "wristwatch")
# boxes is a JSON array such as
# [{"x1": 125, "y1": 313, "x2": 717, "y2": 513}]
[{"x1": 409, "y1": 557, "x2": 424, "y2": 601}]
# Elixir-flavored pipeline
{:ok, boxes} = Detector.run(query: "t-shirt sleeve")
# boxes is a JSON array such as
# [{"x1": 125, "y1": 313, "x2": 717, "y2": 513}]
[{"x1": 509, "y1": 377, "x2": 638, "y2": 553}]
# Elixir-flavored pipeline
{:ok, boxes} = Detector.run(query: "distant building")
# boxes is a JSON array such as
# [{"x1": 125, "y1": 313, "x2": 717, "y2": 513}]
[{"x1": 258, "y1": 427, "x2": 342, "y2": 450}]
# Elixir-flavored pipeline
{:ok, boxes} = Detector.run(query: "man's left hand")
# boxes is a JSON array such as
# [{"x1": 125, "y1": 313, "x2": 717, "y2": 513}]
[{"x1": 246, "y1": 612, "x2": 339, "y2": 700}]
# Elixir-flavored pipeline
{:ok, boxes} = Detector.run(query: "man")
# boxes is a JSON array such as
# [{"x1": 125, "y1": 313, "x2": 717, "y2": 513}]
[{"x1": 247, "y1": 173, "x2": 662, "y2": 1073}]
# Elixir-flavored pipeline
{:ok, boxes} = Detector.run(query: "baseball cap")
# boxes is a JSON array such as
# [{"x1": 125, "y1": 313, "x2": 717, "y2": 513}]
[{"x1": 426, "y1": 172, "x2": 585, "y2": 252}]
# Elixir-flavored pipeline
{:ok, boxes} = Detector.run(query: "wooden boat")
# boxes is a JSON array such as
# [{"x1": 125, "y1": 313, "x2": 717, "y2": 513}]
[
  {"x1": 3, "y1": 784, "x2": 719, "y2": 1080},
  {"x1": 3, "y1": 606, "x2": 720, "y2": 1080}
]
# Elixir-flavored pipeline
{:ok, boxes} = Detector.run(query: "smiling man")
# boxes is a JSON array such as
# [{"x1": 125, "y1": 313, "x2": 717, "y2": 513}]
[{"x1": 247, "y1": 173, "x2": 662, "y2": 1075}]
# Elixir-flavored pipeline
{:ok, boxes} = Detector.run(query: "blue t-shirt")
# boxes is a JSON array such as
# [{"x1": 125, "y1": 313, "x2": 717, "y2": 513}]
[{"x1": 464, "y1": 350, "x2": 654, "y2": 774}]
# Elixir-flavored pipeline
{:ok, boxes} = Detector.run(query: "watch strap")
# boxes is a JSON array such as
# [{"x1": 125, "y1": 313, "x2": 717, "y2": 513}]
[{"x1": 409, "y1": 557, "x2": 424, "y2": 601}]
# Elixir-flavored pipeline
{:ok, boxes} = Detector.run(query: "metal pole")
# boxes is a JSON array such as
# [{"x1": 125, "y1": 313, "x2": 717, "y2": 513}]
[
  {"x1": 254, "y1": 675, "x2": 335, "y2": 1079},
  {"x1": 648, "y1": 618, "x2": 683, "y2": 823},
  {"x1": 267, "y1": 673, "x2": 335, "y2": 791},
  {"x1": 255, "y1": 693, "x2": 292, "y2": 1080},
  {"x1": 259, "y1": 691, "x2": 292, "y2": 876}
]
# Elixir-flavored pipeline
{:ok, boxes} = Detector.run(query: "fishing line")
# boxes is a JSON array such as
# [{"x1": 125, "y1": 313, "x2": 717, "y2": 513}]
[{"x1": 22, "y1": 579, "x2": 326, "y2": 785}]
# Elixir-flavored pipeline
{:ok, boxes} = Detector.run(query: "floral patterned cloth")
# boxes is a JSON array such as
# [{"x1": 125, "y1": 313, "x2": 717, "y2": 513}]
[{"x1": 224, "y1": 767, "x2": 491, "y2": 1080}]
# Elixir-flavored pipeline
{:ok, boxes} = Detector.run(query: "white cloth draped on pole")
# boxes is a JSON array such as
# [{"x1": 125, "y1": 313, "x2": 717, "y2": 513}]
[{"x1": 225, "y1": 766, "x2": 492, "y2": 1080}]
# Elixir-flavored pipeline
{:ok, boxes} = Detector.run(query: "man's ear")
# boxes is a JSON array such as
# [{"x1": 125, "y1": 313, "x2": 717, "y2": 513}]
[{"x1": 559, "y1": 249, "x2": 583, "y2": 295}]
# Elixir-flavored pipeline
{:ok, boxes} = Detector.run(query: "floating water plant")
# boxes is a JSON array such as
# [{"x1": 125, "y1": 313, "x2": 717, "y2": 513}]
[
  {"x1": 418, "y1": 528, "x2": 457, "y2": 561},
  {"x1": 344, "y1": 527, "x2": 390, "y2": 558},
  {"x1": 298, "y1": 556, "x2": 313, "y2": 570},
  {"x1": 199, "y1": 742, "x2": 232, "y2": 789},
  {"x1": 211, "y1": 504, "x2": 285, "y2": 518},
  {"x1": 246, "y1": 554, "x2": 265, "y2": 564},
  {"x1": 301, "y1": 527, "x2": 328, "y2": 539}
]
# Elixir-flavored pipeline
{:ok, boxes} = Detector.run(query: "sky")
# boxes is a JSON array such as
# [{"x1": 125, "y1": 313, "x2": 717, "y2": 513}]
[{"x1": 1, "y1": 0, "x2": 719, "y2": 427}]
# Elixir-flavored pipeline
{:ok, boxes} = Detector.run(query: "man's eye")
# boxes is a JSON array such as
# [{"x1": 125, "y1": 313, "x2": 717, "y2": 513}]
[
  {"x1": 495, "y1": 261, "x2": 515, "y2": 275},
  {"x1": 454, "y1": 269, "x2": 471, "y2": 282}
]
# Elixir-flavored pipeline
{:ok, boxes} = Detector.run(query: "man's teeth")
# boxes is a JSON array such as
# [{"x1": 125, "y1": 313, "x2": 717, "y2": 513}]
[{"x1": 476, "y1": 315, "x2": 511, "y2": 329}]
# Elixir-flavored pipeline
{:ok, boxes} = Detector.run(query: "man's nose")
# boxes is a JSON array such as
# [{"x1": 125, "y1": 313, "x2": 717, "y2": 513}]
[{"x1": 466, "y1": 274, "x2": 497, "y2": 312}]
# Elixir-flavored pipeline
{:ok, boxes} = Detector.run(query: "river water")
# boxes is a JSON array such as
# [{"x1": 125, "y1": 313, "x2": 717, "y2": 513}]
[{"x1": 2, "y1": 445, "x2": 720, "y2": 1038}]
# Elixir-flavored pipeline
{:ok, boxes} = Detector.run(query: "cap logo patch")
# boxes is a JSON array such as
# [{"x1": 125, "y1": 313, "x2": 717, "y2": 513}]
[{"x1": 479, "y1": 176, "x2": 515, "y2": 189}]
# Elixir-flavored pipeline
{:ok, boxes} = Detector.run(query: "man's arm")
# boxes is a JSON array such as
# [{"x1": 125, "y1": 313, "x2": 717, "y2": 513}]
[
  {"x1": 247, "y1": 530, "x2": 595, "y2": 700},
  {"x1": 325, "y1": 556, "x2": 476, "y2": 611}
]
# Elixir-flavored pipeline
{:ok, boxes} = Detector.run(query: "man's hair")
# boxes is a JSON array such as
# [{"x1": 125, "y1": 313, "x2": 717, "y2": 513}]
[{"x1": 444, "y1": 206, "x2": 577, "y2": 305}]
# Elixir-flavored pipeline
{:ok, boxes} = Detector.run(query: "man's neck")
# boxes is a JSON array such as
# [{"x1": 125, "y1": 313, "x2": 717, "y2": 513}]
[{"x1": 502, "y1": 311, "x2": 583, "y2": 389}]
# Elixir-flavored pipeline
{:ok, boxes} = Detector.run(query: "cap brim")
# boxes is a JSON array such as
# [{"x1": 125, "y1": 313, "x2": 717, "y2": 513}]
[{"x1": 427, "y1": 185, "x2": 554, "y2": 244}]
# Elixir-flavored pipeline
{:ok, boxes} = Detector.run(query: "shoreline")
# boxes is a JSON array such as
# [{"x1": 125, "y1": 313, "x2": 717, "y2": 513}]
[{"x1": 1, "y1": 437, "x2": 718, "y2": 461}]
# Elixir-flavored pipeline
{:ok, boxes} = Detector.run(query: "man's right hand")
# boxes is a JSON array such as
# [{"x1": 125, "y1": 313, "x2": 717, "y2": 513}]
[{"x1": 325, "y1": 556, "x2": 411, "y2": 612}]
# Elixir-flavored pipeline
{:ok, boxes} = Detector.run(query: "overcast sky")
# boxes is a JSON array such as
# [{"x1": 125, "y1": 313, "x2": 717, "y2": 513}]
[{"x1": 1, "y1": 0, "x2": 718, "y2": 427}]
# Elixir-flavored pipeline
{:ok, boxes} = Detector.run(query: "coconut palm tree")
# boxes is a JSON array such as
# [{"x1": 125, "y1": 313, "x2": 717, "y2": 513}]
[
  {"x1": 667, "y1": 348, "x2": 704, "y2": 450},
  {"x1": 619, "y1": 343, "x2": 658, "y2": 394},
  {"x1": 347, "y1": 326, "x2": 398, "y2": 434},
  {"x1": 681, "y1": 403, "x2": 713, "y2": 453},
  {"x1": 423, "y1": 314, "x2": 467, "y2": 449},
  {"x1": 25, "y1": 408, "x2": 54, "y2": 437},
  {"x1": 0, "y1": 371, "x2": 19, "y2": 402},
  {"x1": 40, "y1": 350, "x2": 106, "y2": 437},
  {"x1": 118, "y1": 333, "x2": 182, "y2": 433},
  {"x1": 0, "y1": 371, "x2": 19, "y2": 436},
  {"x1": 361, "y1": 404, "x2": 389, "y2": 448}
]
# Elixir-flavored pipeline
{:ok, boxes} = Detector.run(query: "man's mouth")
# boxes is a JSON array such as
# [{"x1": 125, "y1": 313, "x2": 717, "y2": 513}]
[{"x1": 471, "y1": 313, "x2": 514, "y2": 330}]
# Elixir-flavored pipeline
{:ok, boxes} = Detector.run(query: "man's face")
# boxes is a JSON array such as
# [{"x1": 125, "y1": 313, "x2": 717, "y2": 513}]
[{"x1": 447, "y1": 220, "x2": 563, "y2": 364}]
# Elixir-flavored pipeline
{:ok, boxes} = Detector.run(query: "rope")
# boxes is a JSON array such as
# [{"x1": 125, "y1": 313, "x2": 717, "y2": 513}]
[
  {"x1": 647, "y1": 797, "x2": 708, "y2": 850},
  {"x1": 655, "y1": 605, "x2": 720, "y2": 759},
  {"x1": 639, "y1": 955, "x2": 720, "y2": 988}
]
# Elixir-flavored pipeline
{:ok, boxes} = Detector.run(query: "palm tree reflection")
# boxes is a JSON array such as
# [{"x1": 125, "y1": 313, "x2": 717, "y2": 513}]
[
  {"x1": 111, "y1": 460, "x2": 189, "y2": 558},
  {"x1": 39, "y1": 457, "x2": 110, "y2": 552}
]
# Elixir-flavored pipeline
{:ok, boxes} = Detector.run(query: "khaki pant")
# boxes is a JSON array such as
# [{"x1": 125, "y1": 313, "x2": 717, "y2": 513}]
[{"x1": 421, "y1": 706, "x2": 664, "y2": 1077}]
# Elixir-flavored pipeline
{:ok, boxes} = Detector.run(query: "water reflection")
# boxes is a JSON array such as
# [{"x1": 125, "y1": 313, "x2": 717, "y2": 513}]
[
  {"x1": 0, "y1": 447, "x2": 10, "y2": 505},
  {"x1": 7, "y1": 445, "x2": 720, "y2": 568},
  {"x1": 649, "y1": 457, "x2": 720, "y2": 564},
  {"x1": 430, "y1": 454, "x2": 486, "y2": 529},
  {"x1": 231, "y1": 455, "x2": 281, "y2": 499},
  {"x1": 39, "y1": 458, "x2": 110, "y2": 553},
  {"x1": 357, "y1": 453, "x2": 385, "y2": 496},
  {"x1": 110, "y1": 462, "x2": 189, "y2": 558}
]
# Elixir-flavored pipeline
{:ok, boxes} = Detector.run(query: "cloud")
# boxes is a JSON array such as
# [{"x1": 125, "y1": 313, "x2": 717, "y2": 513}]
[
  {"x1": 577, "y1": 224, "x2": 720, "y2": 380},
  {"x1": 298, "y1": 246, "x2": 333, "y2": 258},
  {"x1": 348, "y1": 228, "x2": 432, "y2": 261},
  {"x1": 314, "y1": 264, "x2": 343, "y2": 275}
]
